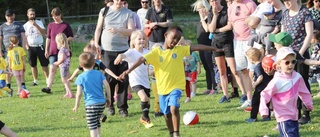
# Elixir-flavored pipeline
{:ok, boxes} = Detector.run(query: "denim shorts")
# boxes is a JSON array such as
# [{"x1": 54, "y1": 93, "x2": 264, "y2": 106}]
[{"x1": 49, "y1": 55, "x2": 58, "y2": 65}]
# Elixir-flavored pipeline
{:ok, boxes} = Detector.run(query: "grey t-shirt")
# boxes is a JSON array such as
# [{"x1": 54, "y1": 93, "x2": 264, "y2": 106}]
[
  {"x1": 0, "y1": 21, "x2": 25, "y2": 48},
  {"x1": 100, "y1": 7, "x2": 133, "y2": 52}
]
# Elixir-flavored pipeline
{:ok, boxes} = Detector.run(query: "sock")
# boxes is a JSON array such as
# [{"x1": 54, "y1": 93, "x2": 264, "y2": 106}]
[
  {"x1": 141, "y1": 101, "x2": 150, "y2": 119},
  {"x1": 303, "y1": 111, "x2": 310, "y2": 117},
  {"x1": 7, "y1": 84, "x2": 11, "y2": 89},
  {"x1": 34, "y1": 80, "x2": 38, "y2": 84},
  {"x1": 22, "y1": 82, "x2": 25, "y2": 86},
  {"x1": 233, "y1": 87, "x2": 238, "y2": 93}
]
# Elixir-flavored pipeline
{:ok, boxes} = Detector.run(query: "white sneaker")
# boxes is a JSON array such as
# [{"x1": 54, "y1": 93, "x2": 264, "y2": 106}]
[
  {"x1": 191, "y1": 92, "x2": 196, "y2": 98},
  {"x1": 237, "y1": 100, "x2": 251, "y2": 109}
]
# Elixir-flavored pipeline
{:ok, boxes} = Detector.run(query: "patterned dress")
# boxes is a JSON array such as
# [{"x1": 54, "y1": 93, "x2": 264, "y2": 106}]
[{"x1": 309, "y1": 7, "x2": 320, "y2": 22}]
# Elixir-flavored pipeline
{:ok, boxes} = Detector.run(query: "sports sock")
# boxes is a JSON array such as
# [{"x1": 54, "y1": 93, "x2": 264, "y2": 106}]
[
  {"x1": 141, "y1": 101, "x2": 150, "y2": 119},
  {"x1": 7, "y1": 84, "x2": 11, "y2": 89}
]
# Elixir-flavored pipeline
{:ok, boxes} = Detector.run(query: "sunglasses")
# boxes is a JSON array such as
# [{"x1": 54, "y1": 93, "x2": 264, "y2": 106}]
[
  {"x1": 284, "y1": 59, "x2": 297, "y2": 65},
  {"x1": 142, "y1": 1, "x2": 149, "y2": 3},
  {"x1": 235, "y1": 6, "x2": 240, "y2": 16}
]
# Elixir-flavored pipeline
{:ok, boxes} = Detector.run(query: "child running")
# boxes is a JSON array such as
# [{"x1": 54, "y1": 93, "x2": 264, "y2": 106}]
[
  {"x1": 244, "y1": 48, "x2": 274, "y2": 122},
  {"x1": 310, "y1": 30, "x2": 320, "y2": 98},
  {"x1": 259, "y1": 47, "x2": 313, "y2": 137},
  {"x1": 114, "y1": 30, "x2": 153, "y2": 128},
  {"x1": 73, "y1": 52, "x2": 111, "y2": 137},
  {"x1": 0, "y1": 56, "x2": 13, "y2": 97},
  {"x1": 54, "y1": 33, "x2": 73, "y2": 98},
  {"x1": 120, "y1": 26, "x2": 224, "y2": 137},
  {"x1": 7, "y1": 35, "x2": 26, "y2": 95}
]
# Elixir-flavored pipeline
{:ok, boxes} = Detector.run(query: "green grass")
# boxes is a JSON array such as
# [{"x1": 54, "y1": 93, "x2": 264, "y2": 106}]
[{"x1": 1, "y1": 22, "x2": 320, "y2": 136}]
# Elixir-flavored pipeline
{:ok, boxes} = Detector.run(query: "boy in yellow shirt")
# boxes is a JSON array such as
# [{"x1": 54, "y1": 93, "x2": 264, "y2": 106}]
[{"x1": 0, "y1": 56, "x2": 13, "y2": 97}]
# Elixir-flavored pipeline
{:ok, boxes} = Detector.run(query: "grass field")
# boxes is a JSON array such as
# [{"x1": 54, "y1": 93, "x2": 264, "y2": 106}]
[{"x1": 0, "y1": 27, "x2": 320, "y2": 136}]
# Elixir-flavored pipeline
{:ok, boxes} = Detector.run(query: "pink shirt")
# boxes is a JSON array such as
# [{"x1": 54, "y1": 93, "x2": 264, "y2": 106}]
[
  {"x1": 228, "y1": 0, "x2": 256, "y2": 40},
  {"x1": 259, "y1": 71, "x2": 313, "y2": 122}
]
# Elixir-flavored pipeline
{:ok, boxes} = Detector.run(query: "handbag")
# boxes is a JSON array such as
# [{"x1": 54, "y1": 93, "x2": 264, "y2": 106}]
[{"x1": 144, "y1": 21, "x2": 152, "y2": 37}]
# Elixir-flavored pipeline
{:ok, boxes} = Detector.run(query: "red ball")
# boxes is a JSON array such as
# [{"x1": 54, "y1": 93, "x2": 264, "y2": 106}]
[
  {"x1": 262, "y1": 55, "x2": 276, "y2": 73},
  {"x1": 183, "y1": 111, "x2": 199, "y2": 126},
  {"x1": 20, "y1": 89, "x2": 30, "y2": 99}
]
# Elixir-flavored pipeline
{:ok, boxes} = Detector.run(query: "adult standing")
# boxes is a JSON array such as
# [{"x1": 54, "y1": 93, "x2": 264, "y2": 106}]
[
  {"x1": 137, "y1": 0, "x2": 150, "y2": 30},
  {"x1": 0, "y1": 9, "x2": 27, "y2": 90},
  {"x1": 190, "y1": 0, "x2": 217, "y2": 95},
  {"x1": 281, "y1": 0, "x2": 314, "y2": 125},
  {"x1": 145, "y1": 0, "x2": 173, "y2": 48},
  {"x1": 41, "y1": 7, "x2": 73, "y2": 94},
  {"x1": 207, "y1": 0, "x2": 247, "y2": 103},
  {"x1": 94, "y1": 0, "x2": 135, "y2": 117},
  {"x1": 307, "y1": 0, "x2": 320, "y2": 22},
  {"x1": 223, "y1": 0, "x2": 257, "y2": 108},
  {"x1": 24, "y1": 8, "x2": 49, "y2": 86}
]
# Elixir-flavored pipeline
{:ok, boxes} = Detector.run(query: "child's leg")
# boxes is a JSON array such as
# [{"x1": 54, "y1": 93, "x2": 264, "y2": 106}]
[
  {"x1": 86, "y1": 104, "x2": 105, "y2": 137},
  {"x1": 165, "y1": 89, "x2": 181, "y2": 137},
  {"x1": 0, "y1": 120, "x2": 18, "y2": 137},
  {"x1": 151, "y1": 80, "x2": 161, "y2": 114},
  {"x1": 136, "y1": 87, "x2": 150, "y2": 119},
  {"x1": 15, "y1": 75, "x2": 22, "y2": 95},
  {"x1": 61, "y1": 69, "x2": 73, "y2": 96},
  {"x1": 185, "y1": 80, "x2": 190, "y2": 98},
  {"x1": 170, "y1": 106, "x2": 180, "y2": 137},
  {"x1": 249, "y1": 89, "x2": 261, "y2": 119},
  {"x1": 278, "y1": 120, "x2": 299, "y2": 137},
  {"x1": 47, "y1": 65, "x2": 57, "y2": 88}
]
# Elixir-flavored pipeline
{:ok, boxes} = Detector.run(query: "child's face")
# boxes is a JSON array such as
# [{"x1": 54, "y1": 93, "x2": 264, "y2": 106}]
[
  {"x1": 278, "y1": 54, "x2": 296, "y2": 74},
  {"x1": 164, "y1": 29, "x2": 182, "y2": 49},
  {"x1": 134, "y1": 34, "x2": 146, "y2": 49}
]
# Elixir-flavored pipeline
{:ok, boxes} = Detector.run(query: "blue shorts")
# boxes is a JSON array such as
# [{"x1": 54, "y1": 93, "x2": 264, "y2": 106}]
[
  {"x1": 0, "y1": 80, "x2": 6, "y2": 88},
  {"x1": 159, "y1": 89, "x2": 182, "y2": 114},
  {"x1": 49, "y1": 55, "x2": 58, "y2": 65}
]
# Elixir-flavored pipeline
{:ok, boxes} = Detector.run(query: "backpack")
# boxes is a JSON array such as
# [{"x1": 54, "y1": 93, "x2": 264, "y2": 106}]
[{"x1": 98, "y1": 6, "x2": 109, "y2": 46}]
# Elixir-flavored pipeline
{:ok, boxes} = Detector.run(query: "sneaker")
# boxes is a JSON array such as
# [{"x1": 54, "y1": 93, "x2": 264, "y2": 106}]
[
  {"x1": 262, "y1": 117, "x2": 271, "y2": 122},
  {"x1": 107, "y1": 108, "x2": 115, "y2": 116},
  {"x1": 154, "y1": 112, "x2": 164, "y2": 117},
  {"x1": 100, "y1": 114, "x2": 107, "y2": 122},
  {"x1": 245, "y1": 118, "x2": 256, "y2": 123},
  {"x1": 219, "y1": 96, "x2": 230, "y2": 103},
  {"x1": 237, "y1": 100, "x2": 251, "y2": 109},
  {"x1": 270, "y1": 111, "x2": 275, "y2": 118},
  {"x1": 298, "y1": 115, "x2": 311, "y2": 125},
  {"x1": 239, "y1": 94, "x2": 247, "y2": 104},
  {"x1": 184, "y1": 97, "x2": 191, "y2": 103},
  {"x1": 41, "y1": 87, "x2": 52, "y2": 94},
  {"x1": 32, "y1": 82, "x2": 38, "y2": 86},
  {"x1": 8, "y1": 89, "x2": 13, "y2": 97},
  {"x1": 230, "y1": 92, "x2": 239, "y2": 98},
  {"x1": 191, "y1": 92, "x2": 196, "y2": 98},
  {"x1": 244, "y1": 107, "x2": 252, "y2": 112},
  {"x1": 202, "y1": 89, "x2": 210, "y2": 95},
  {"x1": 119, "y1": 109, "x2": 128, "y2": 117},
  {"x1": 140, "y1": 117, "x2": 154, "y2": 128},
  {"x1": 209, "y1": 90, "x2": 218, "y2": 95},
  {"x1": 127, "y1": 93, "x2": 132, "y2": 100},
  {"x1": 22, "y1": 85, "x2": 27, "y2": 90}
]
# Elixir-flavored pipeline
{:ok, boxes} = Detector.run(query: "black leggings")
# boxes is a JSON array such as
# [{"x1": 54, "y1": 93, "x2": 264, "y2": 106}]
[
  {"x1": 101, "y1": 50, "x2": 129, "y2": 110},
  {"x1": 199, "y1": 50, "x2": 216, "y2": 90}
]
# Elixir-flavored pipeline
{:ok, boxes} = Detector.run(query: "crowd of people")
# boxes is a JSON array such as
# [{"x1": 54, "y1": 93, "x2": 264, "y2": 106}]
[{"x1": 0, "y1": 0, "x2": 320, "y2": 136}]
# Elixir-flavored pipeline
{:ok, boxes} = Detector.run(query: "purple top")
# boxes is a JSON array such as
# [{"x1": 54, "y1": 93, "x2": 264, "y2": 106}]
[{"x1": 47, "y1": 22, "x2": 73, "y2": 55}]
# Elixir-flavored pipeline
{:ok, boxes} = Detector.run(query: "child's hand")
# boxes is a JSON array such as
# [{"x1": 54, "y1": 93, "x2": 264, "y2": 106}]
[
  {"x1": 53, "y1": 62, "x2": 59, "y2": 66},
  {"x1": 67, "y1": 77, "x2": 73, "y2": 82},
  {"x1": 115, "y1": 76, "x2": 123, "y2": 82},
  {"x1": 73, "y1": 106, "x2": 78, "y2": 112},
  {"x1": 119, "y1": 71, "x2": 129, "y2": 79}
]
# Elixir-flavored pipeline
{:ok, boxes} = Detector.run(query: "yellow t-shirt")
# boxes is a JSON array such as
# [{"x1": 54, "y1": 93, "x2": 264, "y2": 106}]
[
  {"x1": 7, "y1": 46, "x2": 26, "y2": 70},
  {"x1": 0, "y1": 57, "x2": 7, "y2": 80},
  {"x1": 144, "y1": 45, "x2": 190, "y2": 95}
]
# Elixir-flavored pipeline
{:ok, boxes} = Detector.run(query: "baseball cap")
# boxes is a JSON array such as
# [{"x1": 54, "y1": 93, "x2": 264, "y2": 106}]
[
  {"x1": 260, "y1": 3, "x2": 274, "y2": 15},
  {"x1": 268, "y1": 32, "x2": 293, "y2": 46},
  {"x1": 5, "y1": 9, "x2": 14, "y2": 16},
  {"x1": 276, "y1": 47, "x2": 296, "y2": 62}
]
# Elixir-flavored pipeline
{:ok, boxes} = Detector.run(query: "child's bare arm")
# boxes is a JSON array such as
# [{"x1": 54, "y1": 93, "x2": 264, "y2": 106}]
[
  {"x1": 68, "y1": 68, "x2": 81, "y2": 82},
  {"x1": 120, "y1": 57, "x2": 146, "y2": 79},
  {"x1": 197, "y1": 60, "x2": 201, "y2": 74},
  {"x1": 73, "y1": 85, "x2": 82, "y2": 112},
  {"x1": 252, "y1": 75, "x2": 263, "y2": 89},
  {"x1": 190, "y1": 44, "x2": 225, "y2": 52},
  {"x1": 54, "y1": 52, "x2": 65, "y2": 66},
  {"x1": 104, "y1": 68, "x2": 121, "y2": 81},
  {"x1": 303, "y1": 59, "x2": 320, "y2": 66}
]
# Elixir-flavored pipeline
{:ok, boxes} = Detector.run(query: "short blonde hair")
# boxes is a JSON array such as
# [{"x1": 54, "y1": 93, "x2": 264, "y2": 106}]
[
  {"x1": 79, "y1": 52, "x2": 95, "y2": 69},
  {"x1": 246, "y1": 48, "x2": 261, "y2": 61},
  {"x1": 191, "y1": 0, "x2": 210, "y2": 12},
  {"x1": 130, "y1": 30, "x2": 148, "y2": 49}
]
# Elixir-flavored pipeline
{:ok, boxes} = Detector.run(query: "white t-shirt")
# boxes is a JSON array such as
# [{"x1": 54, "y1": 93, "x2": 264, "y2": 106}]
[
  {"x1": 23, "y1": 20, "x2": 45, "y2": 46},
  {"x1": 137, "y1": 8, "x2": 149, "y2": 30},
  {"x1": 123, "y1": 48, "x2": 150, "y2": 88}
]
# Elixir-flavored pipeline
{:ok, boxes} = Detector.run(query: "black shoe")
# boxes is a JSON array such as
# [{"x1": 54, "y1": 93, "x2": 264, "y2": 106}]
[
  {"x1": 107, "y1": 108, "x2": 115, "y2": 116},
  {"x1": 100, "y1": 114, "x2": 107, "y2": 122},
  {"x1": 154, "y1": 112, "x2": 164, "y2": 117},
  {"x1": 119, "y1": 109, "x2": 128, "y2": 117},
  {"x1": 32, "y1": 82, "x2": 38, "y2": 86},
  {"x1": 230, "y1": 92, "x2": 239, "y2": 98},
  {"x1": 41, "y1": 87, "x2": 52, "y2": 94},
  {"x1": 298, "y1": 115, "x2": 311, "y2": 125}
]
